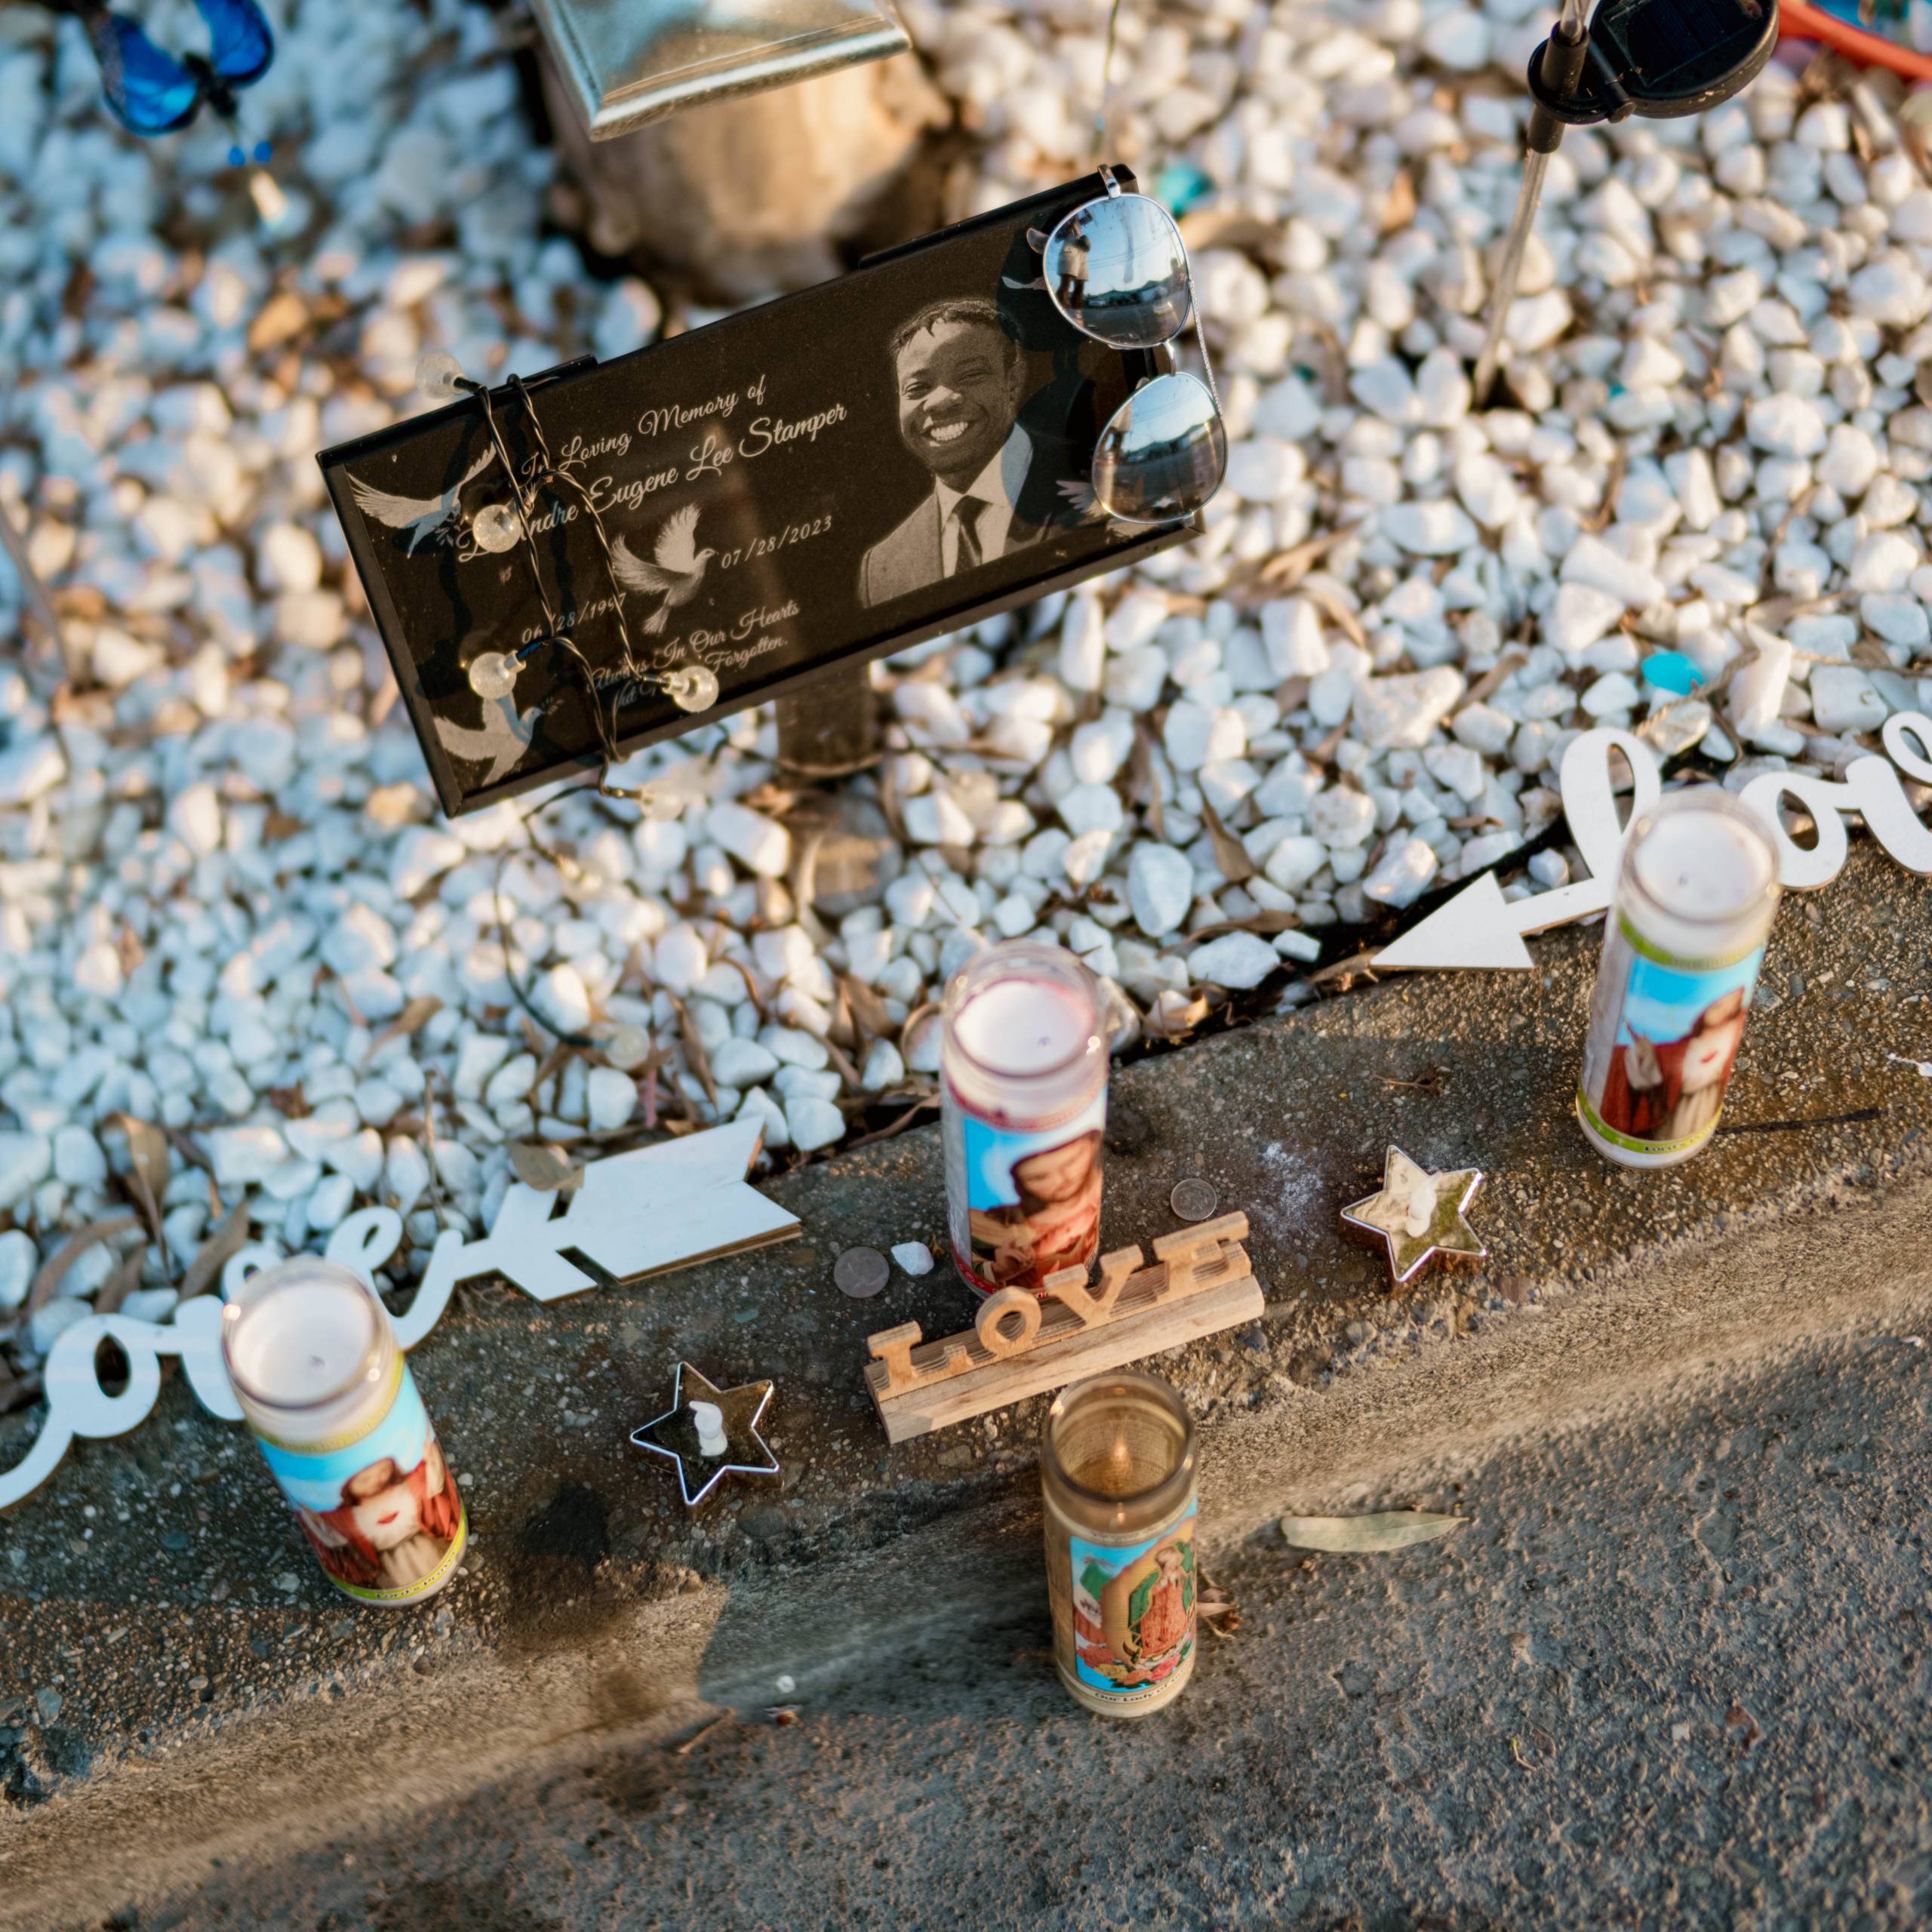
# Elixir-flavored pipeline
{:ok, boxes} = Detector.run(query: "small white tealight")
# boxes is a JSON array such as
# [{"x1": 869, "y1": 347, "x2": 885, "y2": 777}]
[{"x1": 690, "y1": 1399, "x2": 728, "y2": 1457}]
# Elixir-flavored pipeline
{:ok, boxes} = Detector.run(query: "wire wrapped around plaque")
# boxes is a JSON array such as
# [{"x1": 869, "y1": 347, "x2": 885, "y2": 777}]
[
  {"x1": 534, "y1": 0, "x2": 909, "y2": 140},
  {"x1": 319, "y1": 171, "x2": 1197, "y2": 818}
]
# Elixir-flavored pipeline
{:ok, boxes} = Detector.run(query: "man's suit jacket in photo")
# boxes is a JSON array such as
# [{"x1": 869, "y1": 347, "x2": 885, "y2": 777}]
[{"x1": 859, "y1": 426, "x2": 1048, "y2": 609}]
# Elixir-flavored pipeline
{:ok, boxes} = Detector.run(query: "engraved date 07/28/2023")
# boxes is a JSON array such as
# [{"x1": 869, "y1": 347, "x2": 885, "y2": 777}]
[{"x1": 718, "y1": 512, "x2": 834, "y2": 572}]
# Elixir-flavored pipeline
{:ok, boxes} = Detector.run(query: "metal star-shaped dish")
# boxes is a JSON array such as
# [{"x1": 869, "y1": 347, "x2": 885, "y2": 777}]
[
  {"x1": 1340, "y1": 1147, "x2": 1487, "y2": 1287},
  {"x1": 631, "y1": 1361, "x2": 779, "y2": 1507}
]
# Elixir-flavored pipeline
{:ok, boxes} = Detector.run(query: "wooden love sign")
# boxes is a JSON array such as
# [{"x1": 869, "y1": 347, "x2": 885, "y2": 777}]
[{"x1": 864, "y1": 1213, "x2": 1263, "y2": 1444}]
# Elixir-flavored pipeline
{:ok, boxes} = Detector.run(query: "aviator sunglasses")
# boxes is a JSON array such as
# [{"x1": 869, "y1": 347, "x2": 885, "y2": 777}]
[{"x1": 1032, "y1": 167, "x2": 1226, "y2": 527}]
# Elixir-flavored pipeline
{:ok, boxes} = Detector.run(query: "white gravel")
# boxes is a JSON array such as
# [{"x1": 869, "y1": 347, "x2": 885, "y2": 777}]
[{"x1": 2, "y1": 0, "x2": 1930, "y2": 1339}]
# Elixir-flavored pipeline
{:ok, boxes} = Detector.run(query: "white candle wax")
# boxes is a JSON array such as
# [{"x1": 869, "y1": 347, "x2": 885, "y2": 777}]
[
  {"x1": 226, "y1": 1276, "x2": 376, "y2": 1407},
  {"x1": 952, "y1": 979, "x2": 1094, "y2": 1078},
  {"x1": 1631, "y1": 806, "x2": 1775, "y2": 930}
]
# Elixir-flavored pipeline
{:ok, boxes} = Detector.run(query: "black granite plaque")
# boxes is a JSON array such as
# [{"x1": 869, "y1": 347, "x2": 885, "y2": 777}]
[{"x1": 318, "y1": 170, "x2": 1195, "y2": 816}]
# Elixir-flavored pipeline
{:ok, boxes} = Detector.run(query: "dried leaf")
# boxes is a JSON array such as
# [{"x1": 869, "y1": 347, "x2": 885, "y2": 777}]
[
  {"x1": 1280, "y1": 1511, "x2": 1468, "y2": 1552},
  {"x1": 841, "y1": 974, "x2": 891, "y2": 1042},
  {"x1": 178, "y1": 1204, "x2": 252, "y2": 1303},
  {"x1": 822, "y1": 1035, "x2": 866, "y2": 1093},
  {"x1": 669, "y1": 994, "x2": 719, "y2": 1112},
  {"x1": 789, "y1": 829, "x2": 830, "y2": 949},
  {"x1": 876, "y1": 755, "x2": 909, "y2": 845},
  {"x1": 27, "y1": 1214, "x2": 140, "y2": 1314},
  {"x1": 1196, "y1": 1565, "x2": 1241, "y2": 1637},
  {"x1": 1143, "y1": 989, "x2": 1211, "y2": 1041},
  {"x1": 247, "y1": 289, "x2": 307, "y2": 353},
  {"x1": 709, "y1": 954, "x2": 767, "y2": 1020},
  {"x1": 94, "y1": 1242, "x2": 149, "y2": 1316},
  {"x1": 363, "y1": 995, "x2": 441, "y2": 1066},
  {"x1": 1301, "y1": 583, "x2": 1367, "y2": 652},
  {"x1": 1131, "y1": 724, "x2": 1168, "y2": 842},
  {"x1": 1185, "y1": 910, "x2": 1303, "y2": 944},
  {"x1": 823, "y1": 977, "x2": 857, "y2": 1051},
  {"x1": 530, "y1": 1038, "x2": 579, "y2": 1100},
  {"x1": 1198, "y1": 795, "x2": 1254, "y2": 884},
  {"x1": 1458, "y1": 648, "x2": 1527, "y2": 712},
  {"x1": 161, "y1": 1125, "x2": 217, "y2": 1180},
  {"x1": 842, "y1": 1095, "x2": 939, "y2": 1151},
  {"x1": 109, "y1": 1114, "x2": 170, "y2": 1244},
  {"x1": 1380, "y1": 166, "x2": 1417, "y2": 234},
  {"x1": 1177, "y1": 209, "x2": 1283, "y2": 260},
  {"x1": 508, "y1": 1143, "x2": 583, "y2": 1192}
]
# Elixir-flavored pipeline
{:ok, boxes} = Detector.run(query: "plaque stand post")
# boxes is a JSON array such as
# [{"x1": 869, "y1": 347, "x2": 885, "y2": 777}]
[{"x1": 775, "y1": 660, "x2": 879, "y2": 779}]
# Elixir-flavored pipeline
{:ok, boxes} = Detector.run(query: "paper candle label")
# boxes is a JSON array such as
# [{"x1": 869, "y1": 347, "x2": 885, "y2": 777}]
[
  {"x1": 255, "y1": 1361, "x2": 466, "y2": 1605},
  {"x1": 1057, "y1": 1506, "x2": 1198, "y2": 1708},
  {"x1": 944, "y1": 1086, "x2": 1105, "y2": 1297},
  {"x1": 1577, "y1": 914, "x2": 1767, "y2": 1160}
]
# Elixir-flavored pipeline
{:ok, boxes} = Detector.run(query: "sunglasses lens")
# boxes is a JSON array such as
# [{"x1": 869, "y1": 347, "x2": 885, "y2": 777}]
[
  {"x1": 1043, "y1": 194, "x2": 1192, "y2": 349},
  {"x1": 1093, "y1": 373, "x2": 1226, "y2": 525}
]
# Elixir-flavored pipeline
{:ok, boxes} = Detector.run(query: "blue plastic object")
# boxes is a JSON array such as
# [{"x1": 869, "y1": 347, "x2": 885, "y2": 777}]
[
  {"x1": 87, "y1": 0, "x2": 274, "y2": 137},
  {"x1": 1641, "y1": 650, "x2": 1705, "y2": 697},
  {"x1": 1153, "y1": 162, "x2": 1214, "y2": 218}
]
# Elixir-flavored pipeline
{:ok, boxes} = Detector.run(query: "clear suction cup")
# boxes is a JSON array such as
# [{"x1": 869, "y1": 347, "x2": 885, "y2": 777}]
[{"x1": 417, "y1": 350, "x2": 467, "y2": 403}]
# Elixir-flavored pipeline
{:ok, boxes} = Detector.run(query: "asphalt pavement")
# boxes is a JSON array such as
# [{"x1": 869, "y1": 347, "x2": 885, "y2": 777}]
[{"x1": 122, "y1": 1306, "x2": 1932, "y2": 1932}]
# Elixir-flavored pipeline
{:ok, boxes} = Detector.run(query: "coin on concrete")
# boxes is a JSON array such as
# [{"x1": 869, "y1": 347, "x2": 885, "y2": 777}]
[
  {"x1": 833, "y1": 1247, "x2": 891, "y2": 1298},
  {"x1": 1169, "y1": 1177, "x2": 1219, "y2": 1223}
]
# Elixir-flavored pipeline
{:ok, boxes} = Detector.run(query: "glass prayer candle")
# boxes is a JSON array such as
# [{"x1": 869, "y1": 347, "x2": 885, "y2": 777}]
[
  {"x1": 221, "y1": 1257, "x2": 467, "y2": 1606},
  {"x1": 1577, "y1": 786, "x2": 1780, "y2": 1169},
  {"x1": 1042, "y1": 1371, "x2": 1199, "y2": 1718},
  {"x1": 940, "y1": 940, "x2": 1108, "y2": 1297}
]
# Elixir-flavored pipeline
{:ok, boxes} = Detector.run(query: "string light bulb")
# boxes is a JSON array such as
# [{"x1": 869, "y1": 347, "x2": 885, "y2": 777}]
[
  {"x1": 663, "y1": 663, "x2": 719, "y2": 713},
  {"x1": 467, "y1": 651, "x2": 521, "y2": 700},
  {"x1": 470, "y1": 502, "x2": 523, "y2": 553}
]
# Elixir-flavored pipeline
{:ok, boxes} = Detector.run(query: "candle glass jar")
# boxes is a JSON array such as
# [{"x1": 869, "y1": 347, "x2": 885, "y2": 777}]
[
  {"x1": 941, "y1": 940, "x2": 1108, "y2": 1298},
  {"x1": 1577, "y1": 786, "x2": 1781, "y2": 1168},
  {"x1": 222, "y1": 1257, "x2": 466, "y2": 1606},
  {"x1": 1042, "y1": 1372, "x2": 1199, "y2": 1717}
]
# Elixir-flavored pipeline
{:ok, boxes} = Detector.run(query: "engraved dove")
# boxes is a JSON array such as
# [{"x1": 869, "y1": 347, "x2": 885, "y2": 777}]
[
  {"x1": 348, "y1": 445, "x2": 497, "y2": 553},
  {"x1": 610, "y1": 506, "x2": 717, "y2": 635},
  {"x1": 432, "y1": 686, "x2": 541, "y2": 789}
]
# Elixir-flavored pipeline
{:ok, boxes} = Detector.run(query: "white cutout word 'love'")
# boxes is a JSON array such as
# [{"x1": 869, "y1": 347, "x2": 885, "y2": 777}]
[
  {"x1": 1377, "y1": 712, "x2": 1932, "y2": 972},
  {"x1": 0, "y1": 1121, "x2": 795, "y2": 1512}
]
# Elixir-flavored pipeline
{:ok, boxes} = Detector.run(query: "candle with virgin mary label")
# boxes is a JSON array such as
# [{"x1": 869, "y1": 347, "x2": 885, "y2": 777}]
[
  {"x1": 221, "y1": 1257, "x2": 466, "y2": 1605},
  {"x1": 1577, "y1": 786, "x2": 1781, "y2": 1169},
  {"x1": 1042, "y1": 1371, "x2": 1199, "y2": 1717},
  {"x1": 941, "y1": 940, "x2": 1107, "y2": 1297}
]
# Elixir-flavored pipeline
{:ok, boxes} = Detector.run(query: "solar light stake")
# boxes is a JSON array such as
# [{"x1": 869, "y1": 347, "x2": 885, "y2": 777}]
[{"x1": 1472, "y1": 0, "x2": 1781, "y2": 404}]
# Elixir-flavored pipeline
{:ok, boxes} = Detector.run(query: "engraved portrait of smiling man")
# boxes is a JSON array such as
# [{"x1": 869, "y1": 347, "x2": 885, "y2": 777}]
[{"x1": 860, "y1": 297, "x2": 1048, "y2": 608}]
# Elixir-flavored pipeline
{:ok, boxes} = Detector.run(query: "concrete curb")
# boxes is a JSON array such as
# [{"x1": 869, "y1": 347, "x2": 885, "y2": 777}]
[{"x1": 3, "y1": 840, "x2": 1930, "y2": 1927}]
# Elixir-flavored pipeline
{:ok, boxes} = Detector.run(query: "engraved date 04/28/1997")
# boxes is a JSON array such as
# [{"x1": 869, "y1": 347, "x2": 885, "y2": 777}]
[{"x1": 717, "y1": 513, "x2": 833, "y2": 571}]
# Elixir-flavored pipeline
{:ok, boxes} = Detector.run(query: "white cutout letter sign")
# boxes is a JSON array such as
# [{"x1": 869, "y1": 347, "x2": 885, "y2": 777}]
[
  {"x1": 0, "y1": 1121, "x2": 796, "y2": 1511},
  {"x1": 1377, "y1": 713, "x2": 1932, "y2": 972}
]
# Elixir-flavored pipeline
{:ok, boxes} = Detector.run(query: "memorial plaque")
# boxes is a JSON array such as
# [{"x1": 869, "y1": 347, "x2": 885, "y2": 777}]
[{"x1": 319, "y1": 169, "x2": 1197, "y2": 817}]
